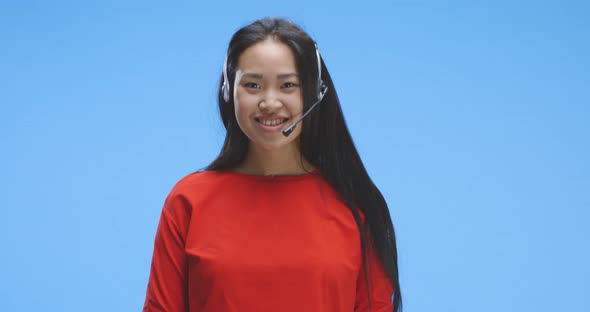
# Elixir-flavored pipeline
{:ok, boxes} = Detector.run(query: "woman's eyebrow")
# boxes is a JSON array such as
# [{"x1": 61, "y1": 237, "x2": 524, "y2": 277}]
[
  {"x1": 241, "y1": 73, "x2": 298, "y2": 79},
  {"x1": 277, "y1": 73, "x2": 298, "y2": 79},
  {"x1": 242, "y1": 73, "x2": 263, "y2": 79}
]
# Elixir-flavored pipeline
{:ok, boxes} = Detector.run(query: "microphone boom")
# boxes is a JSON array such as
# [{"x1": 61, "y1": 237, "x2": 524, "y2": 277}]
[{"x1": 282, "y1": 86, "x2": 328, "y2": 137}]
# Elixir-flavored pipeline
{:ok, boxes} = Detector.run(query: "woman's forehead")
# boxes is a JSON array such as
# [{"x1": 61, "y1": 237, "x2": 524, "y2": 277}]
[{"x1": 237, "y1": 40, "x2": 297, "y2": 73}]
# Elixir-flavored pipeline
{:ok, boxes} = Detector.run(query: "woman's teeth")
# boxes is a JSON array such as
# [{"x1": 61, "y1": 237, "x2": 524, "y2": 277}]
[{"x1": 258, "y1": 118, "x2": 286, "y2": 126}]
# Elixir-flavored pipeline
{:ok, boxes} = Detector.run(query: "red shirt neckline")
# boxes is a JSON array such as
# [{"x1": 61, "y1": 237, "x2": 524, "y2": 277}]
[{"x1": 208, "y1": 168, "x2": 321, "y2": 182}]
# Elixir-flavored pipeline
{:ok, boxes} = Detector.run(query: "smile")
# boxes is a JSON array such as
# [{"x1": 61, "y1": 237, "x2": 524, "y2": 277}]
[{"x1": 255, "y1": 118, "x2": 289, "y2": 127}]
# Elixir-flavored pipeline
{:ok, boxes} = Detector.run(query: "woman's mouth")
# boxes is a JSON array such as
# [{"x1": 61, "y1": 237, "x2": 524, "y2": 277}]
[{"x1": 255, "y1": 117, "x2": 289, "y2": 131}]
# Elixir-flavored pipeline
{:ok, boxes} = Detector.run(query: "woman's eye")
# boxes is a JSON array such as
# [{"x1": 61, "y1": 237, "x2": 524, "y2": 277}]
[
  {"x1": 282, "y1": 82, "x2": 299, "y2": 88},
  {"x1": 244, "y1": 82, "x2": 261, "y2": 89}
]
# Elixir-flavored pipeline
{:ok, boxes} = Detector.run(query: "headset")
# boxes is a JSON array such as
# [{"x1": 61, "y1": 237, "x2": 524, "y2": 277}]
[
  {"x1": 221, "y1": 43, "x2": 327, "y2": 103},
  {"x1": 221, "y1": 42, "x2": 329, "y2": 137}
]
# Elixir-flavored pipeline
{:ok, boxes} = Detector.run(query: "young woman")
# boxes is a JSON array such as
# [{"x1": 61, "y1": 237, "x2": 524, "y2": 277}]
[{"x1": 143, "y1": 17, "x2": 402, "y2": 312}]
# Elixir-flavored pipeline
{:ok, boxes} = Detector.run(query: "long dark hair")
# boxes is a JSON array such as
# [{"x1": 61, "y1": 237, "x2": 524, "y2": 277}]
[{"x1": 206, "y1": 17, "x2": 402, "y2": 312}]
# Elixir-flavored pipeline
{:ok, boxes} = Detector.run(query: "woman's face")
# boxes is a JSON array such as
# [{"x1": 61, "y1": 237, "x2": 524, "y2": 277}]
[{"x1": 233, "y1": 39, "x2": 304, "y2": 152}]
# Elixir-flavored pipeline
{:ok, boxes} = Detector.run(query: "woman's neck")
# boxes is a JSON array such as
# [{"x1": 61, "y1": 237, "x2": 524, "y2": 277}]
[{"x1": 235, "y1": 144, "x2": 315, "y2": 176}]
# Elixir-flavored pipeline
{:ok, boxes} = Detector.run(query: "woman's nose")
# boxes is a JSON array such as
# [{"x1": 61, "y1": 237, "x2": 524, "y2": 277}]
[{"x1": 258, "y1": 89, "x2": 283, "y2": 110}]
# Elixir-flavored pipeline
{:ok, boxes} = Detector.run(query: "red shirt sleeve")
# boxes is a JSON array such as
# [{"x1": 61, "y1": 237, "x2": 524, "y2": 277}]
[
  {"x1": 354, "y1": 240, "x2": 394, "y2": 312},
  {"x1": 143, "y1": 190, "x2": 191, "y2": 312}
]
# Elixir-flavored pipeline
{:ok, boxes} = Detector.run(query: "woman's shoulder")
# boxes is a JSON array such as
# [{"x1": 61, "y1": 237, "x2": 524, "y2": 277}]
[
  {"x1": 167, "y1": 168, "x2": 324, "y2": 201},
  {"x1": 160, "y1": 170, "x2": 229, "y2": 216},
  {"x1": 168, "y1": 170, "x2": 224, "y2": 195}
]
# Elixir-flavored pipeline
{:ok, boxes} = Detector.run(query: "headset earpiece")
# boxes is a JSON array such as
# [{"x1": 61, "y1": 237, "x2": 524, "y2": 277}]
[
  {"x1": 221, "y1": 54, "x2": 230, "y2": 102},
  {"x1": 221, "y1": 81, "x2": 229, "y2": 103},
  {"x1": 314, "y1": 43, "x2": 325, "y2": 101}
]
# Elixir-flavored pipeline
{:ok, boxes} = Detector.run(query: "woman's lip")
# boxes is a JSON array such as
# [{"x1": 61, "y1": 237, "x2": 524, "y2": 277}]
[
  {"x1": 254, "y1": 116, "x2": 289, "y2": 121},
  {"x1": 255, "y1": 119, "x2": 289, "y2": 132}
]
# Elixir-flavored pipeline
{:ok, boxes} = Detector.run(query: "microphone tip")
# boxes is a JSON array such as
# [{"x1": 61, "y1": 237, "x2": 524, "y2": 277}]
[{"x1": 282, "y1": 127, "x2": 294, "y2": 137}]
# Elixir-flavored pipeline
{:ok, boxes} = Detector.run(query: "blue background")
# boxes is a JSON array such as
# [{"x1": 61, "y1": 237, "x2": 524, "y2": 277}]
[{"x1": 1, "y1": 0, "x2": 588, "y2": 311}]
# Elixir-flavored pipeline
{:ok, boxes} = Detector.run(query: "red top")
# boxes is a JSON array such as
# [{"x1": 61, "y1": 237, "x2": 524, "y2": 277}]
[{"x1": 143, "y1": 170, "x2": 394, "y2": 312}]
